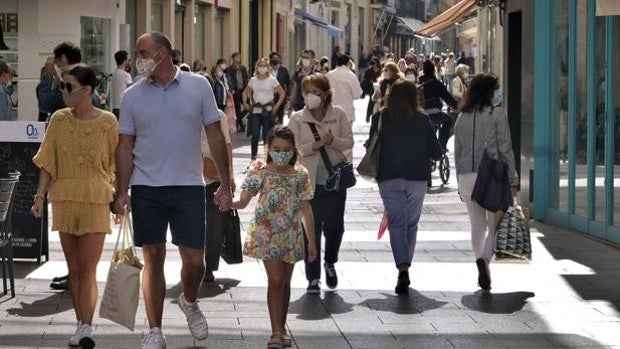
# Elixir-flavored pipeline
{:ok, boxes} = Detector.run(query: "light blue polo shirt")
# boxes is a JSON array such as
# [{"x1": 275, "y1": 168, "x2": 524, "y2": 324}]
[{"x1": 119, "y1": 67, "x2": 220, "y2": 186}]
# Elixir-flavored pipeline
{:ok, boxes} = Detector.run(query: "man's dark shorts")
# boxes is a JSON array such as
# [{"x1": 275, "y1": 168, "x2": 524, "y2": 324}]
[{"x1": 131, "y1": 185, "x2": 206, "y2": 249}]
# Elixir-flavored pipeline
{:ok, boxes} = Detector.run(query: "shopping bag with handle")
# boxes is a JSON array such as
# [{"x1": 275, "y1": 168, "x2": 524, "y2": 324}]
[
  {"x1": 494, "y1": 203, "x2": 532, "y2": 260},
  {"x1": 99, "y1": 213, "x2": 143, "y2": 331}
]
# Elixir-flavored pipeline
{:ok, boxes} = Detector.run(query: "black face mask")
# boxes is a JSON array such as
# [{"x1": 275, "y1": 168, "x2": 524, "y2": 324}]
[{"x1": 270, "y1": 59, "x2": 280, "y2": 66}]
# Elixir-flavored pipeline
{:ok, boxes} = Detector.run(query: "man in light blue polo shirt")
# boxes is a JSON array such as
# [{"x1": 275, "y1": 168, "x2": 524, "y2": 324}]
[{"x1": 114, "y1": 32, "x2": 231, "y2": 349}]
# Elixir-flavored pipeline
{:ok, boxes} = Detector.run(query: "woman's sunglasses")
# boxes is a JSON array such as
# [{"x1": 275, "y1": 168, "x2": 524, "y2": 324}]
[{"x1": 59, "y1": 81, "x2": 82, "y2": 94}]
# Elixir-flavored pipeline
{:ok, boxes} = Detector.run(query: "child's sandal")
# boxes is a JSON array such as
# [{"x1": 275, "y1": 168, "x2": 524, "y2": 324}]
[
  {"x1": 267, "y1": 332, "x2": 283, "y2": 349},
  {"x1": 281, "y1": 330, "x2": 292, "y2": 348}
]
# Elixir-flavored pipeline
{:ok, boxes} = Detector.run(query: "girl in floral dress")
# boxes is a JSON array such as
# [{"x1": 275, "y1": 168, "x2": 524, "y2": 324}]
[{"x1": 232, "y1": 125, "x2": 316, "y2": 349}]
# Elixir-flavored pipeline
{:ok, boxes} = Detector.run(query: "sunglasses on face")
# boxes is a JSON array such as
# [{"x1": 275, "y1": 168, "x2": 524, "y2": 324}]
[{"x1": 59, "y1": 81, "x2": 82, "y2": 93}]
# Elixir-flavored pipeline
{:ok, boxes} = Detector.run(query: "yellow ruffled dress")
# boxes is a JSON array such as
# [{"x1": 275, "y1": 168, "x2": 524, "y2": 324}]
[{"x1": 33, "y1": 108, "x2": 118, "y2": 235}]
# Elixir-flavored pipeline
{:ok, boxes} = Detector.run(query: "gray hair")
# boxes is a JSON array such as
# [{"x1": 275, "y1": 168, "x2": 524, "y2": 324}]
[
  {"x1": 149, "y1": 31, "x2": 172, "y2": 53},
  {"x1": 455, "y1": 64, "x2": 469, "y2": 76}
]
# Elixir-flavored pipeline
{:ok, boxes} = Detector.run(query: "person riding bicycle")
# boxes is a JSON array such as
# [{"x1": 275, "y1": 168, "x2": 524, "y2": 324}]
[{"x1": 418, "y1": 60, "x2": 458, "y2": 152}]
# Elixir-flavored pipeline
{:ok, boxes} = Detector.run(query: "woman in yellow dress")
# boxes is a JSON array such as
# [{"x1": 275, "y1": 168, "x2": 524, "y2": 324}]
[{"x1": 31, "y1": 63, "x2": 118, "y2": 348}]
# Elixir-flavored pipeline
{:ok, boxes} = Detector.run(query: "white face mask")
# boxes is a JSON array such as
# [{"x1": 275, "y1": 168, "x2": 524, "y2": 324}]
[
  {"x1": 257, "y1": 66, "x2": 268, "y2": 75},
  {"x1": 302, "y1": 58, "x2": 311, "y2": 68},
  {"x1": 304, "y1": 93, "x2": 322, "y2": 110},
  {"x1": 135, "y1": 50, "x2": 162, "y2": 76},
  {"x1": 492, "y1": 89, "x2": 503, "y2": 106},
  {"x1": 405, "y1": 74, "x2": 415, "y2": 82}
]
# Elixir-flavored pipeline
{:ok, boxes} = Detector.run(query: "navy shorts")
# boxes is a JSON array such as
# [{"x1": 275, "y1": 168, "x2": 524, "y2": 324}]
[{"x1": 131, "y1": 185, "x2": 206, "y2": 249}]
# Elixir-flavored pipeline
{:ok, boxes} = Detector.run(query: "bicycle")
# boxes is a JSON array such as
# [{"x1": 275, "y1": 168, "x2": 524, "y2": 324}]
[{"x1": 426, "y1": 109, "x2": 454, "y2": 185}]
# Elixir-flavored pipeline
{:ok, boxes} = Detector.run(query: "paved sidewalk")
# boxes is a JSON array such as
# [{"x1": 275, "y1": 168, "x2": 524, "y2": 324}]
[{"x1": 1, "y1": 99, "x2": 620, "y2": 348}]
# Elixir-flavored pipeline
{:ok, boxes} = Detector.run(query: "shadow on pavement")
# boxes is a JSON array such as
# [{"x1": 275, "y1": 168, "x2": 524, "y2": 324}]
[
  {"x1": 5, "y1": 292, "x2": 71, "y2": 317},
  {"x1": 360, "y1": 290, "x2": 448, "y2": 314},
  {"x1": 0, "y1": 331, "x2": 608, "y2": 349},
  {"x1": 426, "y1": 184, "x2": 458, "y2": 195},
  {"x1": 12, "y1": 261, "x2": 45, "y2": 279},
  {"x1": 461, "y1": 290, "x2": 535, "y2": 314},
  {"x1": 289, "y1": 293, "x2": 332, "y2": 320},
  {"x1": 165, "y1": 278, "x2": 241, "y2": 300},
  {"x1": 534, "y1": 222, "x2": 620, "y2": 312}
]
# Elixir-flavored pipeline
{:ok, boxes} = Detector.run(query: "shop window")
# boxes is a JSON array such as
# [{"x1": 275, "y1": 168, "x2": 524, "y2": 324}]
[
  {"x1": 194, "y1": 6, "x2": 205, "y2": 61},
  {"x1": 613, "y1": 16, "x2": 620, "y2": 228},
  {"x1": 549, "y1": 0, "x2": 569, "y2": 213},
  {"x1": 0, "y1": 9, "x2": 18, "y2": 120},
  {"x1": 574, "y1": 0, "x2": 588, "y2": 218},
  {"x1": 594, "y1": 15, "x2": 607, "y2": 223},
  {"x1": 152, "y1": 0, "x2": 164, "y2": 32}
]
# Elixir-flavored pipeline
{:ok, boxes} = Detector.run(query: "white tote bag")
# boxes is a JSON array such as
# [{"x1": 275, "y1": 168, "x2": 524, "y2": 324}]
[{"x1": 99, "y1": 214, "x2": 143, "y2": 331}]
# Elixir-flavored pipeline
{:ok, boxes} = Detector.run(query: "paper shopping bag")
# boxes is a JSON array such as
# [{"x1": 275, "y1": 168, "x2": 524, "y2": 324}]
[{"x1": 99, "y1": 214, "x2": 143, "y2": 331}]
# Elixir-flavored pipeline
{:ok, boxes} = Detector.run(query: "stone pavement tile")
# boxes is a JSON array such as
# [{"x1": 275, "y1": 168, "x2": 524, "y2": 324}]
[
  {"x1": 343, "y1": 330, "x2": 399, "y2": 348},
  {"x1": 547, "y1": 333, "x2": 614, "y2": 347},
  {"x1": 291, "y1": 332, "x2": 350, "y2": 349},
  {"x1": 446, "y1": 333, "x2": 558, "y2": 348},
  {"x1": 390, "y1": 334, "x2": 457, "y2": 349}
]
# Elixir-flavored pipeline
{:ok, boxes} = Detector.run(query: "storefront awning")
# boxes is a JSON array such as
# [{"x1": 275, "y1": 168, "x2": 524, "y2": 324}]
[
  {"x1": 415, "y1": 0, "x2": 477, "y2": 38},
  {"x1": 397, "y1": 17, "x2": 441, "y2": 40},
  {"x1": 294, "y1": 9, "x2": 343, "y2": 38}
]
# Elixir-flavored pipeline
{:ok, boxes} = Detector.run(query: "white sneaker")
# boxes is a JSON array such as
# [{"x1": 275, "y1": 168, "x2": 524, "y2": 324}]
[
  {"x1": 142, "y1": 328, "x2": 167, "y2": 349},
  {"x1": 68, "y1": 324, "x2": 92, "y2": 347},
  {"x1": 177, "y1": 292, "x2": 209, "y2": 340}
]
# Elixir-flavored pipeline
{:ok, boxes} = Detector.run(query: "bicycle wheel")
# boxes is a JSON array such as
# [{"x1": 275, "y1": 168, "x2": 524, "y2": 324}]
[{"x1": 439, "y1": 154, "x2": 450, "y2": 184}]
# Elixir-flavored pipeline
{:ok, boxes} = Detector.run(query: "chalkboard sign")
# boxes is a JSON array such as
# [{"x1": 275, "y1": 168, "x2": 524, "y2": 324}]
[{"x1": 0, "y1": 121, "x2": 48, "y2": 262}]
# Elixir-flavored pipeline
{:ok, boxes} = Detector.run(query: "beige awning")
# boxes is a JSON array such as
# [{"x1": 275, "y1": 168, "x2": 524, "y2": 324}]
[
  {"x1": 459, "y1": 26, "x2": 477, "y2": 40},
  {"x1": 416, "y1": 0, "x2": 477, "y2": 37}
]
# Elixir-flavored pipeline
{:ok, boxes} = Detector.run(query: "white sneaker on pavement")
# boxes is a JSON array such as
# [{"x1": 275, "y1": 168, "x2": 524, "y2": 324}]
[
  {"x1": 177, "y1": 292, "x2": 209, "y2": 340},
  {"x1": 142, "y1": 328, "x2": 167, "y2": 349},
  {"x1": 68, "y1": 324, "x2": 93, "y2": 347}
]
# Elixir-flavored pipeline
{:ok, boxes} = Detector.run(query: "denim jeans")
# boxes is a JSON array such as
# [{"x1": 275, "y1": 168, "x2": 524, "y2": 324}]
[
  {"x1": 378, "y1": 179, "x2": 427, "y2": 267},
  {"x1": 251, "y1": 113, "x2": 274, "y2": 158},
  {"x1": 304, "y1": 185, "x2": 347, "y2": 281}
]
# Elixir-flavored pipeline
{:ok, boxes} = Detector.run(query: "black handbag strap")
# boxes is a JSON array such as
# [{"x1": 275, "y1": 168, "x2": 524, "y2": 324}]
[{"x1": 307, "y1": 122, "x2": 335, "y2": 174}]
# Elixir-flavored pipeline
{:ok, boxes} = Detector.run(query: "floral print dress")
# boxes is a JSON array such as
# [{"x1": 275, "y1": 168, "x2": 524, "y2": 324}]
[{"x1": 242, "y1": 161, "x2": 314, "y2": 263}]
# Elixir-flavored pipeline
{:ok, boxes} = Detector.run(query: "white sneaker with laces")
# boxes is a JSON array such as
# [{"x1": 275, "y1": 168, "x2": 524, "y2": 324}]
[
  {"x1": 177, "y1": 292, "x2": 209, "y2": 340},
  {"x1": 142, "y1": 328, "x2": 167, "y2": 349},
  {"x1": 68, "y1": 324, "x2": 92, "y2": 347}
]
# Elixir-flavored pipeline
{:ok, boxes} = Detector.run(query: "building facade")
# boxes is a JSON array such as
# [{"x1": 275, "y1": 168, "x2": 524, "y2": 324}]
[
  {"x1": 2, "y1": 0, "x2": 372, "y2": 121},
  {"x1": 503, "y1": 0, "x2": 620, "y2": 243}
]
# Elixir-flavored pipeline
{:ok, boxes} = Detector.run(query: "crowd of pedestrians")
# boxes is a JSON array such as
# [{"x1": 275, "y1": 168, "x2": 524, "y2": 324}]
[{"x1": 24, "y1": 32, "x2": 518, "y2": 349}]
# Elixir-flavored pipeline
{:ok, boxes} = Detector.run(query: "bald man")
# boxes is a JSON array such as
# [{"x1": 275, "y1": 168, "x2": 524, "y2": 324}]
[{"x1": 115, "y1": 32, "x2": 232, "y2": 348}]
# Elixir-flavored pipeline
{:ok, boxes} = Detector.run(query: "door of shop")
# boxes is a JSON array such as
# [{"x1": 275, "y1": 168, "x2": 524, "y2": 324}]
[{"x1": 536, "y1": 0, "x2": 620, "y2": 244}]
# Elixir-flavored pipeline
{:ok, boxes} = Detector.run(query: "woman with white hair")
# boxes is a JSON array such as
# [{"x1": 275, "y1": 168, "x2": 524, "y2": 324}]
[{"x1": 450, "y1": 64, "x2": 470, "y2": 102}]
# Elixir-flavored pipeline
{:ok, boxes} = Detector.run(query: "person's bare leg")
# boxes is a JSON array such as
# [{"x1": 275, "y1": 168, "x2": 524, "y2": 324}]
[
  {"x1": 280, "y1": 263, "x2": 295, "y2": 332},
  {"x1": 178, "y1": 246, "x2": 205, "y2": 302},
  {"x1": 75, "y1": 233, "x2": 106, "y2": 325},
  {"x1": 142, "y1": 243, "x2": 167, "y2": 328},
  {"x1": 59, "y1": 233, "x2": 81, "y2": 323},
  {"x1": 264, "y1": 260, "x2": 287, "y2": 334}
]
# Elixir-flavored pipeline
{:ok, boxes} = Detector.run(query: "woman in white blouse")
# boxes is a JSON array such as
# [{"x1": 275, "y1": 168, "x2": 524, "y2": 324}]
[{"x1": 242, "y1": 58, "x2": 286, "y2": 160}]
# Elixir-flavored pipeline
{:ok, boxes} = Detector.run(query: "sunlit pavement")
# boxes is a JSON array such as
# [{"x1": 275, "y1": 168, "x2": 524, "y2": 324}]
[{"x1": 1, "y1": 98, "x2": 620, "y2": 348}]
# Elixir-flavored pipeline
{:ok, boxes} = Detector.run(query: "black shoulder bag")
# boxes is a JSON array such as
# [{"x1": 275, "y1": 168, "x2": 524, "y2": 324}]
[
  {"x1": 470, "y1": 108, "x2": 513, "y2": 213},
  {"x1": 307, "y1": 122, "x2": 356, "y2": 192}
]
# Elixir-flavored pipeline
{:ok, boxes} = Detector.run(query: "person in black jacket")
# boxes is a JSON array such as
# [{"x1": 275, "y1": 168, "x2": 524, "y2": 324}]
[
  {"x1": 373, "y1": 80, "x2": 442, "y2": 294},
  {"x1": 419, "y1": 60, "x2": 458, "y2": 151}
]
